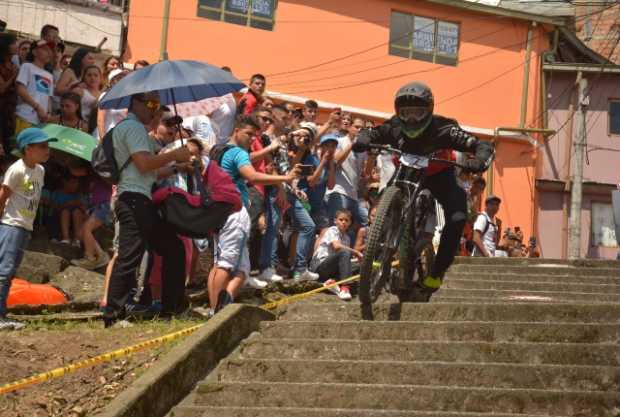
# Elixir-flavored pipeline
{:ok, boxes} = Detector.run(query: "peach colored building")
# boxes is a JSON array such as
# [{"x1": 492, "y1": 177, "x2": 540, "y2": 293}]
[{"x1": 126, "y1": 0, "x2": 577, "y2": 251}]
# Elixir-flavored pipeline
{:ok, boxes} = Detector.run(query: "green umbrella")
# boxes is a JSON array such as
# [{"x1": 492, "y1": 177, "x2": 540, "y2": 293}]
[{"x1": 40, "y1": 124, "x2": 97, "y2": 161}]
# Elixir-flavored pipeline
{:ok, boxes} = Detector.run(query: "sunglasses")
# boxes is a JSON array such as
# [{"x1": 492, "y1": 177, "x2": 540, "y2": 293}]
[{"x1": 135, "y1": 96, "x2": 161, "y2": 110}]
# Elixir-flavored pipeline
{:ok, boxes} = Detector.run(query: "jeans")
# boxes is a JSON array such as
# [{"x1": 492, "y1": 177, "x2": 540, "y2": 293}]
[
  {"x1": 310, "y1": 251, "x2": 352, "y2": 283},
  {"x1": 259, "y1": 188, "x2": 281, "y2": 271},
  {"x1": 421, "y1": 169, "x2": 467, "y2": 278},
  {"x1": 287, "y1": 193, "x2": 316, "y2": 273},
  {"x1": 326, "y1": 192, "x2": 368, "y2": 241},
  {"x1": 0, "y1": 224, "x2": 31, "y2": 317},
  {"x1": 106, "y1": 192, "x2": 185, "y2": 318}
]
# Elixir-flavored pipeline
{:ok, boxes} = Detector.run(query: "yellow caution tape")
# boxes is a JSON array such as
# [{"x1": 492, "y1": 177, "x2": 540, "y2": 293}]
[
  {"x1": 0, "y1": 323, "x2": 203, "y2": 395},
  {"x1": 0, "y1": 259, "x2": 401, "y2": 394},
  {"x1": 260, "y1": 259, "x2": 400, "y2": 310}
]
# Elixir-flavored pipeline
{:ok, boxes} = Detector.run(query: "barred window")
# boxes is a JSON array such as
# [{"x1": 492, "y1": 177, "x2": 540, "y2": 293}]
[
  {"x1": 197, "y1": 0, "x2": 277, "y2": 31},
  {"x1": 389, "y1": 10, "x2": 459, "y2": 66}
]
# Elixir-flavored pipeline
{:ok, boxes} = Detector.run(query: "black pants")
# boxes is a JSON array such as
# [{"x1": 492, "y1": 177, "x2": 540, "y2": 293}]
[
  {"x1": 106, "y1": 192, "x2": 185, "y2": 316},
  {"x1": 422, "y1": 169, "x2": 467, "y2": 278},
  {"x1": 310, "y1": 251, "x2": 352, "y2": 283},
  {"x1": 247, "y1": 186, "x2": 265, "y2": 271}
]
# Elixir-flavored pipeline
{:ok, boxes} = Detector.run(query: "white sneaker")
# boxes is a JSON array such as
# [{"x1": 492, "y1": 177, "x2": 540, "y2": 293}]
[
  {"x1": 0, "y1": 317, "x2": 25, "y2": 331},
  {"x1": 295, "y1": 269, "x2": 319, "y2": 281},
  {"x1": 338, "y1": 285, "x2": 352, "y2": 301},
  {"x1": 323, "y1": 279, "x2": 340, "y2": 296},
  {"x1": 258, "y1": 268, "x2": 284, "y2": 283},
  {"x1": 246, "y1": 276, "x2": 268, "y2": 289}
]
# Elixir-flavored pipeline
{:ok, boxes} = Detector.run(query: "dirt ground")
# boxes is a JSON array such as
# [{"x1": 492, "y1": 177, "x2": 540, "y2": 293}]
[{"x1": 0, "y1": 318, "x2": 204, "y2": 417}]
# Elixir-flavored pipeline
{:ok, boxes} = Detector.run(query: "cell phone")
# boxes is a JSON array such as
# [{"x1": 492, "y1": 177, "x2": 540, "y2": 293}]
[{"x1": 298, "y1": 164, "x2": 315, "y2": 176}]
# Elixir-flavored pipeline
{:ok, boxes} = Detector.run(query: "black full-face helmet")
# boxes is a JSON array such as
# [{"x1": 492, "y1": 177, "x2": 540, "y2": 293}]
[{"x1": 394, "y1": 81, "x2": 434, "y2": 136}]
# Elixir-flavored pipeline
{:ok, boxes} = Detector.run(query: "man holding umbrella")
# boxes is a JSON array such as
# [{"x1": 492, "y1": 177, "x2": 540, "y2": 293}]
[{"x1": 104, "y1": 91, "x2": 191, "y2": 327}]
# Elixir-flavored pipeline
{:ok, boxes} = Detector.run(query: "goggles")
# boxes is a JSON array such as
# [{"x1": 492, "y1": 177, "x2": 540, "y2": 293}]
[{"x1": 397, "y1": 106, "x2": 430, "y2": 123}]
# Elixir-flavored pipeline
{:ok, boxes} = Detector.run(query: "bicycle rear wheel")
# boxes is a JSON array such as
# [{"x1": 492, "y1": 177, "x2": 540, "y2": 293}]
[{"x1": 359, "y1": 186, "x2": 403, "y2": 305}]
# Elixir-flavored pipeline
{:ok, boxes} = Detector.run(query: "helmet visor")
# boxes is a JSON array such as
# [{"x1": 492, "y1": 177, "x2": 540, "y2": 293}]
[{"x1": 398, "y1": 106, "x2": 430, "y2": 123}]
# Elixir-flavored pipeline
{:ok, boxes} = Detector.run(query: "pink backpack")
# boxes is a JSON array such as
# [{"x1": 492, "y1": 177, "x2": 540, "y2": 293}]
[{"x1": 153, "y1": 160, "x2": 241, "y2": 238}]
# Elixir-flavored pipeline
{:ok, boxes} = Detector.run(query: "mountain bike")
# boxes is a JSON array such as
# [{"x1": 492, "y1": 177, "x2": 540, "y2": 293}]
[{"x1": 358, "y1": 144, "x2": 465, "y2": 306}]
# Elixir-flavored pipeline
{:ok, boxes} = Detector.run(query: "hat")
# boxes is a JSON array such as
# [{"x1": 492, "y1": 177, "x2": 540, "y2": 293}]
[
  {"x1": 298, "y1": 122, "x2": 317, "y2": 140},
  {"x1": 108, "y1": 68, "x2": 124, "y2": 82},
  {"x1": 320, "y1": 132, "x2": 340, "y2": 146},
  {"x1": 485, "y1": 195, "x2": 501, "y2": 204},
  {"x1": 31, "y1": 39, "x2": 55, "y2": 51},
  {"x1": 16, "y1": 127, "x2": 57, "y2": 150},
  {"x1": 160, "y1": 110, "x2": 183, "y2": 126}
]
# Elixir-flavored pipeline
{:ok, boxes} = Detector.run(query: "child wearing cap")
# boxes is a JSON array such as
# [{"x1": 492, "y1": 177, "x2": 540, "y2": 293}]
[
  {"x1": 0, "y1": 127, "x2": 56, "y2": 330},
  {"x1": 15, "y1": 40, "x2": 55, "y2": 133}
]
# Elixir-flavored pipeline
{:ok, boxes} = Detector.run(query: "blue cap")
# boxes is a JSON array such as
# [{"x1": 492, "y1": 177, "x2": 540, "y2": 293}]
[
  {"x1": 320, "y1": 133, "x2": 340, "y2": 146},
  {"x1": 16, "y1": 128, "x2": 57, "y2": 150}
]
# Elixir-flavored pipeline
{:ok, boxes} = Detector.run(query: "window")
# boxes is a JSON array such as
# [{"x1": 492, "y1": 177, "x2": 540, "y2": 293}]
[
  {"x1": 609, "y1": 99, "x2": 620, "y2": 135},
  {"x1": 389, "y1": 11, "x2": 459, "y2": 66},
  {"x1": 197, "y1": 0, "x2": 277, "y2": 31},
  {"x1": 591, "y1": 202, "x2": 618, "y2": 247}
]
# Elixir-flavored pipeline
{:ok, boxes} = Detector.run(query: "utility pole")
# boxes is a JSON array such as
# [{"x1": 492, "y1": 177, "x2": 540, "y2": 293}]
[
  {"x1": 159, "y1": 0, "x2": 171, "y2": 61},
  {"x1": 568, "y1": 74, "x2": 588, "y2": 259}
]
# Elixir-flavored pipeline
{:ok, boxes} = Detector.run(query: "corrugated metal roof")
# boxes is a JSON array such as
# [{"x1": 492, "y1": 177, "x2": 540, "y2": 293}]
[{"x1": 487, "y1": 0, "x2": 575, "y2": 17}]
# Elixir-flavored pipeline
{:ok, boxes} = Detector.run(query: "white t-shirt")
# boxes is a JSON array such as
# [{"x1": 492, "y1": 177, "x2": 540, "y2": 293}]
[
  {"x1": 81, "y1": 88, "x2": 97, "y2": 122},
  {"x1": 1, "y1": 159, "x2": 45, "y2": 231},
  {"x1": 472, "y1": 212, "x2": 497, "y2": 256},
  {"x1": 210, "y1": 94, "x2": 236, "y2": 144},
  {"x1": 96, "y1": 91, "x2": 127, "y2": 140},
  {"x1": 183, "y1": 115, "x2": 218, "y2": 147},
  {"x1": 313, "y1": 225, "x2": 351, "y2": 264},
  {"x1": 15, "y1": 63, "x2": 54, "y2": 124},
  {"x1": 326, "y1": 135, "x2": 366, "y2": 200}
]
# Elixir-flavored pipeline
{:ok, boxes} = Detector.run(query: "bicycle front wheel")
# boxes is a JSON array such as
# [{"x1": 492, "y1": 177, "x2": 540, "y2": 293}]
[{"x1": 359, "y1": 186, "x2": 403, "y2": 305}]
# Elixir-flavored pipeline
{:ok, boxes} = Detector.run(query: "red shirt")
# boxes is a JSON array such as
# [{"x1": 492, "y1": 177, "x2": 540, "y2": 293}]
[
  {"x1": 239, "y1": 91, "x2": 259, "y2": 115},
  {"x1": 250, "y1": 135, "x2": 266, "y2": 196}
]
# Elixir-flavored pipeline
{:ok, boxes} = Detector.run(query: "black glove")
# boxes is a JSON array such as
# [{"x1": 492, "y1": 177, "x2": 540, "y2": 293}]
[{"x1": 463, "y1": 158, "x2": 486, "y2": 173}]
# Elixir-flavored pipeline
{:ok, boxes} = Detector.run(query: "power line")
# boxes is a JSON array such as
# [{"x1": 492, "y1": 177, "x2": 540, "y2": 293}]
[
  {"x1": 1, "y1": 1, "x2": 121, "y2": 36},
  {"x1": 247, "y1": 2, "x2": 614, "y2": 85},
  {"x1": 268, "y1": 26, "x2": 510, "y2": 88},
  {"x1": 284, "y1": 29, "x2": 548, "y2": 95}
]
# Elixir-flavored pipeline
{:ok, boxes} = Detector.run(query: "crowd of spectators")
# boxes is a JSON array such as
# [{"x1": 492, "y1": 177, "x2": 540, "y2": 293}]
[{"x1": 0, "y1": 23, "x2": 541, "y2": 329}]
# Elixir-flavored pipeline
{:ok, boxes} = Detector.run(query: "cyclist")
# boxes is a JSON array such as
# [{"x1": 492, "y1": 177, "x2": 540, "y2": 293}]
[{"x1": 354, "y1": 81, "x2": 495, "y2": 299}]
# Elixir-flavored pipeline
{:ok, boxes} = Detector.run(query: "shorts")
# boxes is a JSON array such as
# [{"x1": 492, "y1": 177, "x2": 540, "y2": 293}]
[
  {"x1": 214, "y1": 206, "x2": 251, "y2": 278},
  {"x1": 88, "y1": 202, "x2": 112, "y2": 225}
]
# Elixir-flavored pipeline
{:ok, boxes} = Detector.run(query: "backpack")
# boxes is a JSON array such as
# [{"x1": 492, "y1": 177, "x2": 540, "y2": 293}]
[
  {"x1": 209, "y1": 143, "x2": 235, "y2": 165},
  {"x1": 91, "y1": 121, "x2": 130, "y2": 184},
  {"x1": 153, "y1": 160, "x2": 242, "y2": 238}
]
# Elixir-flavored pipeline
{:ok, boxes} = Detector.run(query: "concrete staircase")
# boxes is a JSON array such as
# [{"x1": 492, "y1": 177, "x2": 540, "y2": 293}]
[{"x1": 169, "y1": 257, "x2": 620, "y2": 417}]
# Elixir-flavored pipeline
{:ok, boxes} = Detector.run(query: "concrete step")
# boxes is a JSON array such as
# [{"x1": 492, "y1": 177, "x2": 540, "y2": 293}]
[
  {"x1": 192, "y1": 381, "x2": 619, "y2": 416},
  {"x1": 444, "y1": 272, "x2": 620, "y2": 285},
  {"x1": 435, "y1": 288, "x2": 620, "y2": 303},
  {"x1": 239, "y1": 337, "x2": 620, "y2": 366},
  {"x1": 170, "y1": 405, "x2": 565, "y2": 417},
  {"x1": 431, "y1": 296, "x2": 571, "y2": 304},
  {"x1": 443, "y1": 279, "x2": 620, "y2": 294},
  {"x1": 447, "y1": 264, "x2": 619, "y2": 277},
  {"x1": 453, "y1": 256, "x2": 620, "y2": 269},
  {"x1": 216, "y1": 358, "x2": 620, "y2": 391},
  {"x1": 278, "y1": 302, "x2": 620, "y2": 323},
  {"x1": 259, "y1": 321, "x2": 620, "y2": 343}
]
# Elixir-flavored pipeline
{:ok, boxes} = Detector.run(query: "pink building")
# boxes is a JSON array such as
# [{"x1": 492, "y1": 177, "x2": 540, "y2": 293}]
[{"x1": 538, "y1": 30, "x2": 620, "y2": 259}]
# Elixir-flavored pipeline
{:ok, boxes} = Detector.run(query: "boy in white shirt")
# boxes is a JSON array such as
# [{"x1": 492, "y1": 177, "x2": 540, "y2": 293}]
[
  {"x1": 472, "y1": 195, "x2": 501, "y2": 257},
  {"x1": 15, "y1": 40, "x2": 55, "y2": 133},
  {"x1": 0, "y1": 128, "x2": 57, "y2": 330},
  {"x1": 310, "y1": 209, "x2": 362, "y2": 301}
]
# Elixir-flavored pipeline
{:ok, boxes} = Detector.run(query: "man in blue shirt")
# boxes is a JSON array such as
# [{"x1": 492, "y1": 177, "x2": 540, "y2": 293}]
[{"x1": 208, "y1": 115, "x2": 299, "y2": 313}]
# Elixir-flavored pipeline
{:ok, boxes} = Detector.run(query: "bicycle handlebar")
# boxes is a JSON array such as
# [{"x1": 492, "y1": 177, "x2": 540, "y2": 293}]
[{"x1": 366, "y1": 143, "x2": 468, "y2": 170}]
